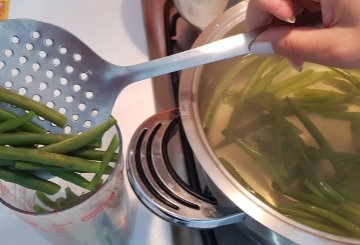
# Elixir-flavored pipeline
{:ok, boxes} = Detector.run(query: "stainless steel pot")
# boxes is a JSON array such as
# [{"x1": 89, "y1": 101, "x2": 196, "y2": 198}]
[
  {"x1": 127, "y1": 2, "x2": 360, "y2": 245},
  {"x1": 173, "y1": 0, "x2": 241, "y2": 30}
]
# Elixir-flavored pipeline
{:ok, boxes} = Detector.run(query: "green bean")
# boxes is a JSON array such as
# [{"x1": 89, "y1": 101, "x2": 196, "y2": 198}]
[
  {"x1": 330, "y1": 68, "x2": 360, "y2": 90},
  {"x1": 294, "y1": 202, "x2": 360, "y2": 236},
  {"x1": 293, "y1": 217, "x2": 350, "y2": 236},
  {"x1": 351, "y1": 122, "x2": 360, "y2": 152},
  {"x1": 251, "y1": 58, "x2": 289, "y2": 94},
  {"x1": 219, "y1": 157, "x2": 251, "y2": 190},
  {"x1": 293, "y1": 89, "x2": 352, "y2": 104},
  {"x1": 285, "y1": 97, "x2": 341, "y2": 166},
  {"x1": 6, "y1": 119, "x2": 117, "y2": 193},
  {"x1": 285, "y1": 190, "x2": 360, "y2": 225},
  {"x1": 32, "y1": 204, "x2": 48, "y2": 213},
  {"x1": 0, "y1": 108, "x2": 44, "y2": 133},
  {"x1": 333, "y1": 185, "x2": 360, "y2": 203},
  {"x1": 267, "y1": 70, "x2": 316, "y2": 96},
  {"x1": 215, "y1": 115, "x2": 271, "y2": 150},
  {"x1": 226, "y1": 58, "x2": 273, "y2": 130},
  {"x1": 88, "y1": 135, "x2": 119, "y2": 191},
  {"x1": 289, "y1": 102, "x2": 348, "y2": 113},
  {"x1": 14, "y1": 161, "x2": 113, "y2": 175},
  {"x1": 65, "y1": 187, "x2": 77, "y2": 199},
  {"x1": 0, "y1": 132, "x2": 100, "y2": 147},
  {"x1": 320, "y1": 111, "x2": 360, "y2": 121},
  {"x1": 0, "y1": 146, "x2": 102, "y2": 173},
  {"x1": 222, "y1": 131, "x2": 286, "y2": 189},
  {"x1": 323, "y1": 70, "x2": 358, "y2": 92},
  {"x1": 69, "y1": 149, "x2": 119, "y2": 162},
  {"x1": 268, "y1": 95, "x2": 288, "y2": 180},
  {"x1": 202, "y1": 55, "x2": 259, "y2": 130},
  {"x1": 276, "y1": 205, "x2": 352, "y2": 236},
  {"x1": 277, "y1": 99, "x2": 348, "y2": 115},
  {"x1": 40, "y1": 117, "x2": 117, "y2": 154},
  {"x1": 292, "y1": 92, "x2": 335, "y2": 104},
  {"x1": 283, "y1": 123, "x2": 345, "y2": 202},
  {"x1": 219, "y1": 157, "x2": 271, "y2": 205},
  {"x1": 34, "y1": 194, "x2": 70, "y2": 213},
  {"x1": 61, "y1": 192, "x2": 93, "y2": 210},
  {"x1": 54, "y1": 197, "x2": 66, "y2": 211},
  {"x1": 305, "y1": 146, "x2": 360, "y2": 163},
  {"x1": 14, "y1": 161, "x2": 61, "y2": 172},
  {"x1": 36, "y1": 191, "x2": 57, "y2": 209},
  {"x1": 303, "y1": 178, "x2": 326, "y2": 199},
  {"x1": 0, "y1": 87, "x2": 66, "y2": 127},
  {"x1": 254, "y1": 136, "x2": 305, "y2": 186},
  {"x1": 276, "y1": 206, "x2": 325, "y2": 222},
  {"x1": 0, "y1": 168, "x2": 60, "y2": 195},
  {"x1": 51, "y1": 171, "x2": 91, "y2": 190},
  {"x1": 342, "y1": 203, "x2": 360, "y2": 219},
  {"x1": 48, "y1": 190, "x2": 94, "y2": 211},
  {"x1": 236, "y1": 57, "x2": 273, "y2": 105},
  {"x1": 0, "y1": 111, "x2": 36, "y2": 132},
  {"x1": 0, "y1": 159, "x2": 15, "y2": 166}
]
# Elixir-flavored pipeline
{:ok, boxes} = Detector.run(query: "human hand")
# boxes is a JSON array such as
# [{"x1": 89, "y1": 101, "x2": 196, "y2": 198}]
[{"x1": 246, "y1": 0, "x2": 360, "y2": 69}]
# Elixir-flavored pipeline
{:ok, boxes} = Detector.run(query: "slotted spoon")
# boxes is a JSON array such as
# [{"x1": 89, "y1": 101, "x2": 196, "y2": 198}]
[{"x1": 0, "y1": 19, "x2": 261, "y2": 133}]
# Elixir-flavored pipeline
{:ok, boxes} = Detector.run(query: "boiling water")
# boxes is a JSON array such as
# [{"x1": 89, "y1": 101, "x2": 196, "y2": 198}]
[{"x1": 202, "y1": 55, "x2": 360, "y2": 238}]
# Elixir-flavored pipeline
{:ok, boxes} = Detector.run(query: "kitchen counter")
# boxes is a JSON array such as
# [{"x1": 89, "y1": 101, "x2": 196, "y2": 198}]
[{"x1": 0, "y1": 0, "x2": 174, "y2": 244}]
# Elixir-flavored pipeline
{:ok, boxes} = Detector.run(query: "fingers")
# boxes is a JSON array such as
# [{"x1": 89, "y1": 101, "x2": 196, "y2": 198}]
[
  {"x1": 252, "y1": 26, "x2": 360, "y2": 68},
  {"x1": 255, "y1": 0, "x2": 295, "y2": 22},
  {"x1": 247, "y1": 0, "x2": 360, "y2": 68},
  {"x1": 246, "y1": 0, "x2": 322, "y2": 30},
  {"x1": 246, "y1": 1, "x2": 273, "y2": 31}
]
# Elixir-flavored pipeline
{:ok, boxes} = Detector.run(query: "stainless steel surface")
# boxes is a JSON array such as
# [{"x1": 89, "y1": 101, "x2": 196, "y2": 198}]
[
  {"x1": 127, "y1": 108, "x2": 246, "y2": 228},
  {"x1": 173, "y1": 0, "x2": 241, "y2": 30},
  {"x1": 141, "y1": 1, "x2": 209, "y2": 244},
  {"x1": 0, "y1": 18, "x2": 260, "y2": 133}
]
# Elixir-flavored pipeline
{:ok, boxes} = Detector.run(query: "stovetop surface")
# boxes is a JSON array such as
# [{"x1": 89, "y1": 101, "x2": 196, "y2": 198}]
[{"x1": 141, "y1": 1, "x2": 263, "y2": 244}]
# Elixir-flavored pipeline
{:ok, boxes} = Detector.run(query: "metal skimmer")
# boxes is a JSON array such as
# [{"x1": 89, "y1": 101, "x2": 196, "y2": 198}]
[{"x1": 0, "y1": 19, "x2": 260, "y2": 133}]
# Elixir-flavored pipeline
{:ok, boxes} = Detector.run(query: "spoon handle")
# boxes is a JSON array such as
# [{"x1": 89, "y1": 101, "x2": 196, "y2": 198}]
[{"x1": 116, "y1": 29, "x2": 262, "y2": 84}]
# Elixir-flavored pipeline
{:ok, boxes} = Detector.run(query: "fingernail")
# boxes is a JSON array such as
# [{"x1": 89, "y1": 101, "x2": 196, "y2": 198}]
[
  {"x1": 249, "y1": 41, "x2": 274, "y2": 55},
  {"x1": 288, "y1": 59, "x2": 304, "y2": 72},
  {"x1": 281, "y1": 16, "x2": 296, "y2": 24}
]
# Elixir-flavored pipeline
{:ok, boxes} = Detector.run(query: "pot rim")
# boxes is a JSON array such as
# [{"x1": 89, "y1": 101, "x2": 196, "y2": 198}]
[{"x1": 178, "y1": 2, "x2": 360, "y2": 244}]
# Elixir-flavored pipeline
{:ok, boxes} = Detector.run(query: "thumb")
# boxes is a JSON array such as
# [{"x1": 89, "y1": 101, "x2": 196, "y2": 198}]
[{"x1": 250, "y1": 26, "x2": 360, "y2": 68}]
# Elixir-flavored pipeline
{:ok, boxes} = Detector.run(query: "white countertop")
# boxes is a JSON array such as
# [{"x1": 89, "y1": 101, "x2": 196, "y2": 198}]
[{"x1": 0, "y1": 0, "x2": 173, "y2": 244}]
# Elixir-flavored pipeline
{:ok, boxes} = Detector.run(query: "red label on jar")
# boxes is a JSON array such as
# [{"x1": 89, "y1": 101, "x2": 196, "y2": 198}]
[
  {"x1": 51, "y1": 221, "x2": 74, "y2": 233},
  {"x1": 81, "y1": 191, "x2": 115, "y2": 222}
]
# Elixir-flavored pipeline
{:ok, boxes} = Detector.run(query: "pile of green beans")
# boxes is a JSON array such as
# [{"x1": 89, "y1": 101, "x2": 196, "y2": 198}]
[
  {"x1": 206, "y1": 55, "x2": 360, "y2": 238},
  {"x1": 0, "y1": 88, "x2": 120, "y2": 212}
]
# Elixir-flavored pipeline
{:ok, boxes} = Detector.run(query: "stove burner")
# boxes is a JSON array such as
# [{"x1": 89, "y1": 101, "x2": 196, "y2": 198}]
[{"x1": 140, "y1": 1, "x2": 263, "y2": 244}]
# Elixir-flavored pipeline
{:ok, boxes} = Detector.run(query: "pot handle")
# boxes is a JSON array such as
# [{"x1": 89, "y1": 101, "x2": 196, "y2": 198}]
[{"x1": 127, "y1": 108, "x2": 245, "y2": 229}]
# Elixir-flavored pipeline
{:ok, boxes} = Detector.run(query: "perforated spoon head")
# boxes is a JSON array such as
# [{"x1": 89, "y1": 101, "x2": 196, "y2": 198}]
[
  {"x1": 0, "y1": 18, "x2": 264, "y2": 134},
  {"x1": 0, "y1": 19, "x2": 125, "y2": 133}
]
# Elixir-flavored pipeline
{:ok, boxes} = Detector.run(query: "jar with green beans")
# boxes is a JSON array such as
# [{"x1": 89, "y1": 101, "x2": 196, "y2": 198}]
[{"x1": 0, "y1": 87, "x2": 129, "y2": 245}]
